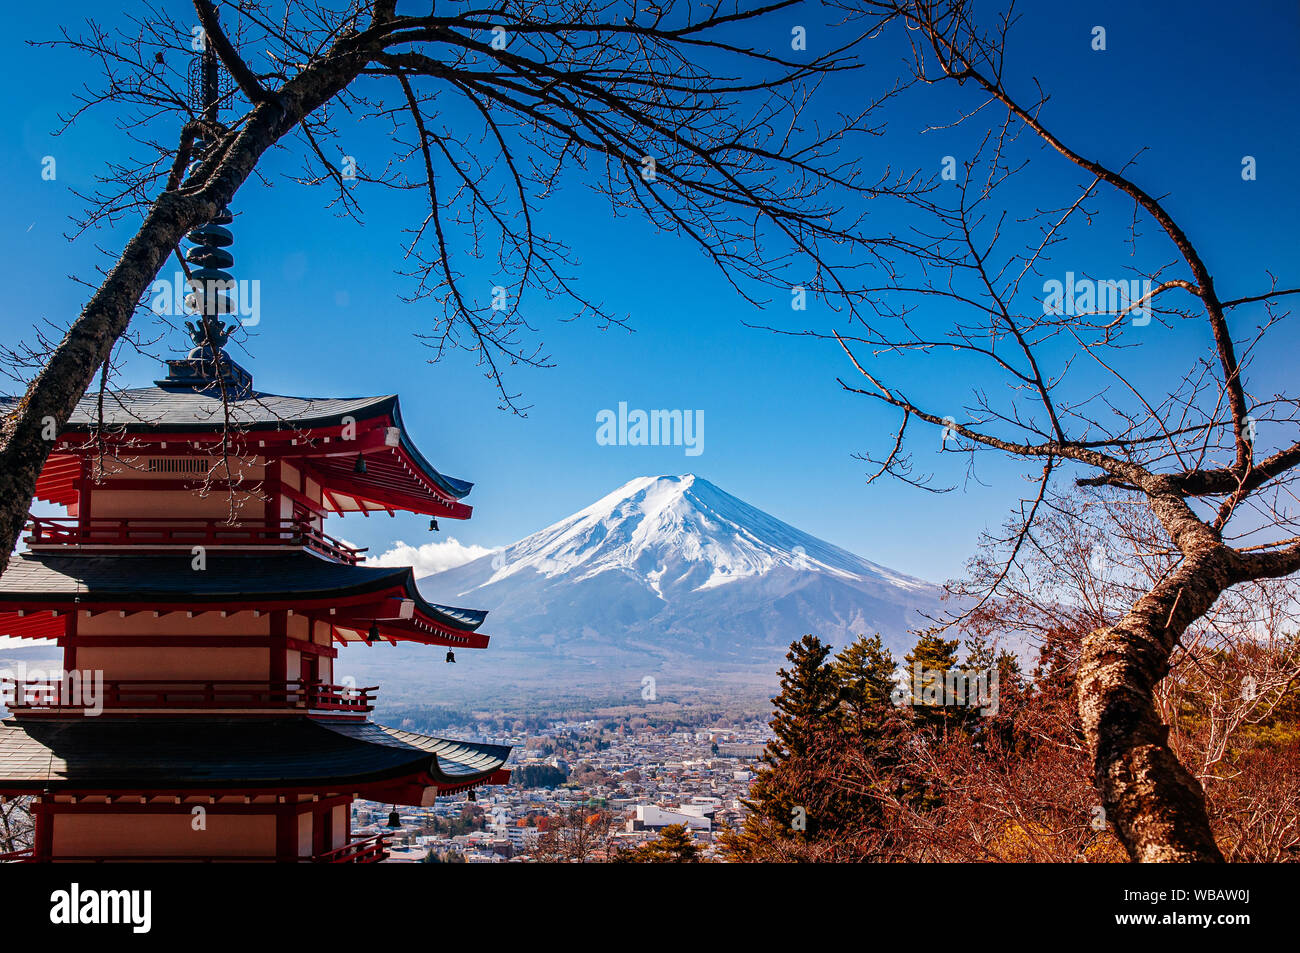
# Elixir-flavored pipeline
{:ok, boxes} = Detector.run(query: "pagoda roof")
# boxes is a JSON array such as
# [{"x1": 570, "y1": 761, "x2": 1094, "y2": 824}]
[
  {"x1": 0, "y1": 385, "x2": 399, "y2": 435},
  {"x1": 0, "y1": 552, "x2": 490, "y2": 648},
  {"x1": 0, "y1": 717, "x2": 510, "y2": 797},
  {"x1": 3, "y1": 386, "x2": 475, "y2": 517}
]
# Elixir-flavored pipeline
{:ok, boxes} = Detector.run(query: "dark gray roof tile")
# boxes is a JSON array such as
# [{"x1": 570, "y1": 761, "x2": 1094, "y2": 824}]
[
  {"x1": 0, "y1": 386, "x2": 395, "y2": 433},
  {"x1": 0, "y1": 717, "x2": 509, "y2": 789},
  {"x1": 0, "y1": 552, "x2": 487, "y2": 632}
]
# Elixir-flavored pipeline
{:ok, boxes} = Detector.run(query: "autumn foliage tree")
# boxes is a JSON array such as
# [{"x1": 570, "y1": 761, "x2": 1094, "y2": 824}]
[
  {"x1": 812, "y1": 0, "x2": 1300, "y2": 861},
  {"x1": 730, "y1": 493, "x2": 1300, "y2": 862},
  {"x1": 955, "y1": 488, "x2": 1300, "y2": 861},
  {"x1": 531, "y1": 807, "x2": 615, "y2": 862}
]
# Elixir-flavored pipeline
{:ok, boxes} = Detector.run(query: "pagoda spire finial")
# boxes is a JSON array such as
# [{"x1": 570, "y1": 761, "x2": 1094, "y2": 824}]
[{"x1": 160, "y1": 19, "x2": 253, "y2": 397}]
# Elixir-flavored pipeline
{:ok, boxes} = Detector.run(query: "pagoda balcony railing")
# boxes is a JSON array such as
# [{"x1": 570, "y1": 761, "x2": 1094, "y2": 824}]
[
  {"x1": 2, "y1": 678, "x2": 377, "y2": 714},
  {"x1": 24, "y1": 516, "x2": 367, "y2": 564},
  {"x1": 312, "y1": 833, "x2": 390, "y2": 863}
]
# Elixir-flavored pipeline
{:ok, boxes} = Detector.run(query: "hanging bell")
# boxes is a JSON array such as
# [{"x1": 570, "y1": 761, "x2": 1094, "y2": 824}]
[
  {"x1": 429, "y1": 518, "x2": 440, "y2": 532},
  {"x1": 354, "y1": 454, "x2": 367, "y2": 474},
  {"x1": 445, "y1": 650, "x2": 456, "y2": 664},
  {"x1": 386, "y1": 808, "x2": 401, "y2": 829},
  {"x1": 367, "y1": 623, "x2": 381, "y2": 643}
]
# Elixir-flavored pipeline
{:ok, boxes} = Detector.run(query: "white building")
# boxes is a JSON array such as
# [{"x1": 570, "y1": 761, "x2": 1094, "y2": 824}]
[
  {"x1": 506, "y1": 826, "x2": 540, "y2": 851},
  {"x1": 629, "y1": 804, "x2": 713, "y2": 832}
]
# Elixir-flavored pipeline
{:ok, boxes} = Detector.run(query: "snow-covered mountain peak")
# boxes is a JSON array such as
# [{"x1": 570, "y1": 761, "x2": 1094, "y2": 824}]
[{"x1": 482, "y1": 474, "x2": 928, "y2": 595}]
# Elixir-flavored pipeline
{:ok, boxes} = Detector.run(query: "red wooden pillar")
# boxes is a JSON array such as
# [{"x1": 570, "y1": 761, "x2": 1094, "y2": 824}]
[
  {"x1": 274, "y1": 801, "x2": 297, "y2": 862},
  {"x1": 62, "y1": 611, "x2": 77, "y2": 676},
  {"x1": 312, "y1": 801, "x2": 328, "y2": 856},
  {"x1": 269, "y1": 610, "x2": 287, "y2": 687}
]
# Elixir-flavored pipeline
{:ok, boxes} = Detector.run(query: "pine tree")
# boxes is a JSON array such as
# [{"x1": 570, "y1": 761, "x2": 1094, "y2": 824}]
[
  {"x1": 905, "y1": 631, "x2": 964, "y2": 731},
  {"x1": 904, "y1": 631, "x2": 961, "y2": 702},
  {"x1": 616, "y1": 824, "x2": 701, "y2": 863},
  {"x1": 734, "y1": 635, "x2": 842, "y2": 850},
  {"x1": 966, "y1": 631, "x2": 1017, "y2": 716},
  {"x1": 833, "y1": 634, "x2": 897, "y2": 732},
  {"x1": 724, "y1": 635, "x2": 938, "y2": 861},
  {"x1": 764, "y1": 634, "x2": 839, "y2": 764}
]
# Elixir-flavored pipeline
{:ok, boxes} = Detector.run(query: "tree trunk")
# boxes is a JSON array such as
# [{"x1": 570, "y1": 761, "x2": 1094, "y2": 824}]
[{"x1": 1076, "y1": 551, "x2": 1233, "y2": 861}]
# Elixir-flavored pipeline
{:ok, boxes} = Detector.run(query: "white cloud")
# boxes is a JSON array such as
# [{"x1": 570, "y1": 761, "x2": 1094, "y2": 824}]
[{"x1": 370, "y1": 537, "x2": 493, "y2": 577}]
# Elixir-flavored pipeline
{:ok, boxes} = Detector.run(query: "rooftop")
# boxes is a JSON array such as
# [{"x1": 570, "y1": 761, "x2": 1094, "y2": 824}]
[{"x1": 0, "y1": 716, "x2": 510, "y2": 795}]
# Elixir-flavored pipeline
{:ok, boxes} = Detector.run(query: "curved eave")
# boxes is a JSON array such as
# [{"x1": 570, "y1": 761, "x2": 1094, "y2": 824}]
[
  {"x1": 334, "y1": 572, "x2": 490, "y2": 649},
  {"x1": 388, "y1": 400, "x2": 473, "y2": 500},
  {"x1": 401, "y1": 572, "x2": 487, "y2": 632},
  {"x1": 0, "y1": 553, "x2": 492, "y2": 651},
  {"x1": 333, "y1": 610, "x2": 490, "y2": 650},
  {"x1": 337, "y1": 723, "x2": 511, "y2": 781},
  {"x1": 306, "y1": 447, "x2": 472, "y2": 521},
  {"x1": 343, "y1": 723, "x2": 513, "y2": 803},
  {"x1": 0, "y1": 718, "x2": 511, "y2": 799},
  {"x1": 304, "y1": 401, "x2": 472, "y2": 519}
]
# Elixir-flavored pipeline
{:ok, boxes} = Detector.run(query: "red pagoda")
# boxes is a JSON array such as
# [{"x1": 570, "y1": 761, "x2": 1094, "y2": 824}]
[
  {"x1": 0, "y1": 48, "x2": 510, "y2": 853},
  {"x1": 0, "y1": 333, "x2": 511, "y2": 860}
]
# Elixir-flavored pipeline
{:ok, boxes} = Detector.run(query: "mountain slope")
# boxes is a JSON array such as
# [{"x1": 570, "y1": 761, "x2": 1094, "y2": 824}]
[{"x1": 413, "y1": 475, "x2": 944, "y2": 674}]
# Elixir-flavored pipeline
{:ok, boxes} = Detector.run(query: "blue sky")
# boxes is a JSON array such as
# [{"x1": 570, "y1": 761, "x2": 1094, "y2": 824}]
[{"x1": 2, "y1": 0, "x2": 1298, "y2": 585}]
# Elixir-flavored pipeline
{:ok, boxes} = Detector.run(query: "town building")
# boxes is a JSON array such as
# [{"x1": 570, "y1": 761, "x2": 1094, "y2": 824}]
[{"x1": 628, "y1": 803, "x2": 715, "y2": 832}]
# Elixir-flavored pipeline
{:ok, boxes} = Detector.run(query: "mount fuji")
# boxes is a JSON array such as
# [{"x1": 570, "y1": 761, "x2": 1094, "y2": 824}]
[{"x1": 397, "y1": 475, "x2": 945, "y2": 686}]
